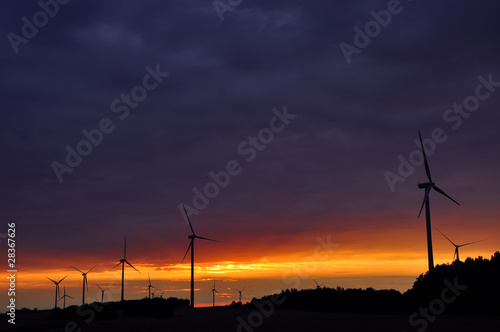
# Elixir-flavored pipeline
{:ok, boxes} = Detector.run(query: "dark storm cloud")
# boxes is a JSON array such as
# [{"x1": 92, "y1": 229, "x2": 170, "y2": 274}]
[{"x1": 1, "y1": 0, "x2": 499, "y2": 261}]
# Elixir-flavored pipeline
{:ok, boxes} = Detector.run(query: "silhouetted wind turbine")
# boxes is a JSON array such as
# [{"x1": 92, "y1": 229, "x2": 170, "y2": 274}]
[
  {"x1": 146, "y1": 273, "x2": 157, "y2": 299},
  {"x1": 46, "y1": 275, "x2": 68, "y2": 309},
  {"x1": 112, "y1": 237, "x2": 141, "y2": 301},
  {"x1": 313, "y1": 279, "x2": 325, "y2": 289},
  {"x1": 211, "y1": 280, "x2": 219, "y2": 307},
  {"x1": 71, "y1": 264, "x2": 97, "y2": 305},
  {"x1": 181, "y1": 205, "x2": 218, "y2": 308},
  {"x1": 235, "y1": 287, "x2": 245, "y2": 303},
  {"x1": 96, "y1": 284, "x2": 109, "y2": 304},
  {"x1": 434, "y1": 227, "x2": 486, "y2": 262},
  {"x1": 59, "y1": 286, "x2": 73, "y2": 309},
  {"x1": 417, "y1": 131, "x2": 460, "y2": 271}
]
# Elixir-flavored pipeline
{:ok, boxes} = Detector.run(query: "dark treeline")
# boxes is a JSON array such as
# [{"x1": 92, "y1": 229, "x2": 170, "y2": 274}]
[
  {"x1": 239, "y1": 252, "x2": 500, "y2": 315},
  {"x1": 19, "y1": 297, "x2": 190, "y2": 321}
]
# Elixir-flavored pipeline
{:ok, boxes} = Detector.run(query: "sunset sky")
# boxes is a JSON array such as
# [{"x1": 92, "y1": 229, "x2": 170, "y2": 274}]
[{"x1": 1, "y1": 1, "x2": 499, "y2": 310}]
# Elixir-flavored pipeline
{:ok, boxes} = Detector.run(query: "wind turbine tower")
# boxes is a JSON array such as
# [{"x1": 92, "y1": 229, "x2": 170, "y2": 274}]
[
  {"x1": 71, "y1": 264, "x2": 97, "y2": 305},
  {"x1": 181, "y1": 205, "x2": 218, "y2": 308},
  {"x1": 46, "y1": 275, "x2": 68, "y2": 309},
  {"x1": 417, "y1": 131, "x2": 460, "y2": 271},
  {"x1": 112, "y1": 237, "x2": 141, "y2": 301}
]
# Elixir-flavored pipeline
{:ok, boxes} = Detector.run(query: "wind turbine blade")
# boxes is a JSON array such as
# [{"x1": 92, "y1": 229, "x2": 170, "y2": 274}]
[
  {"x1": 196, "y1": 236, "x2": 219, "y2": 242},
  {"x1": 182, "y1": 241, "x2": 193, "y2": 263},
  {"x1": 418, "y1": 187, "x2": 431, "y2": 218},
  {"x1": 235, "y1": 288, "x2": 241, "y2": 292},
  {"x1": 458, "y1": 239, "x2": 486, "y2": 247},
  {"x1": 313, "y1": 279, "x2": 319, "y2": 287},
  {"x1": 433, "y1": 226, "x2": 457, "y2": 247},
  {"x1": 126, "y1": 260, "x2": 141, "y2": 274},
  {"x1": 124, "y1": 236, "x2": 127, "y2": 259},
  {"x1": 85, "y1": 277, "x2": 88, "y2": 293},
  {"x1": 183, "y1": 204, "x2": 196, "y2": 235},
  {"x1": 96, "y1": 284, "x2": 103, "y2": 291},
  {"x1": 148, "y1": 273, "x2": 151, "y2": 285},
  {"x1": 419, "y1": 131, "x2": 432, "y2": 183},
  {"x1": 86, "y1": 264, "x2": 98, "y2": 274},
  {"x1": 67, "y1": 295, "x2": 74, "y2": 299},
  {"x1": 111, "y1": 262, "x2": 122, "y2": 270},
  {"x1": 241, "y1": 287, "x2": 245, "y2": 292},
  {"x1": 70, "y1": 266, "x2": 84, "y2": 274},
  {"x1": 46, "y1": 277, "x2": 57, "y2": 284},
  {"x1": 58, "y1": 275, "x2": 68, "y2": 283},
  {"x1": 432, "y1": 185, "x2": 460, "y2": 206}
]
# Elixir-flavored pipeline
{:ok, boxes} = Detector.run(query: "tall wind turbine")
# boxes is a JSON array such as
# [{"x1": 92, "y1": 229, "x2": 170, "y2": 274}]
[
  {"x1": 181, "y1": 205, "x2": 218, "y2": 308},
  {"x1": 417, "y1": 131, "x2": 460, "y2": 271},
  {"x1": 235, "y1": 287, "x2": 245, "y2": 303},
  {"x1": 59, "y1": 286, "x2": 73, "y2": 309},
  {"x1": 112, "y1": 237, "x2": 141, "y2": 301},
  {"x1": 46, "y1": 275, "x2": 68, "y2": 309},
  {"x1": 313, "y1": 280, "x2": 325, "y2": 289},
  {"x1": 146, "y1": 273, "x2": 157, "y2": 299},
  {"x1": 211, "y1": 280, "x2": 219, "y2": 307},
  {"x1": 71, "y1": 264, "x2": 97, "y2": 305},
  {"x1": 96, "y1": 284, "x2": 109, "y2": 304},
  {"x1": 434, "y1": 227, "x2": 485, "y2": 262}
]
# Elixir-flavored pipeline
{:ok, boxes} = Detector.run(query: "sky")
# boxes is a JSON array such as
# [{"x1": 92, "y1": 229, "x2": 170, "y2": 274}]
[{"x1": 1, "y1": 0, "x2": 499, "y2": 310}]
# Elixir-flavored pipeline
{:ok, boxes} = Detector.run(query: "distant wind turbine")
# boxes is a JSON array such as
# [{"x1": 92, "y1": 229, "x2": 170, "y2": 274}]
[
  {"x1": 96, "y1": 284, "x2": 109, "y2": 304},
  {"x1": 211, "y1": 280, "x2": 219, "y2": 307},
  {"x1": 111, "y1": 237, "x2": 141, "y2": 301},
  {"x1": 181, "y1": 205, "x2": 218, "y2": 308},
  {"x1": 71, "y1": 264, "x2": 97, "y2": 305},
  {"x1": 46, "y1": 275, "x2": 68, "y2": 309},
  {"x1": 146, "y1": 273, "x2": 157, "y2": 299},
  {"x1": 417, "y1": 131, "x2": 460, "y2": 271},
  {"x1": 235, "y1": 287, "x2": 245, "y2": 303},
  {"x1": 59, "y1": 286, "x2": 73, "y2": 309},
  {"x1": 313, "y1": 279, "x2": 325, "y2": 289},
  {"x1": 434, "y1": 227, "x2": 486, "y2": 262}
]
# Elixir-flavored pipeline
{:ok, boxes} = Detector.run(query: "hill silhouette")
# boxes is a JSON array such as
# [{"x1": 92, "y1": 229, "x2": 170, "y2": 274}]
[{"x1": 240, "y1": 251, "x2": 500, "y2": 315}]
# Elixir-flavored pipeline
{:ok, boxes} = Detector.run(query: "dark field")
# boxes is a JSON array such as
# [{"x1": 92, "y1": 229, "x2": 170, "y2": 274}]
[{"x1": 3, "y1": 307, "x2": 500, "y2": 332}]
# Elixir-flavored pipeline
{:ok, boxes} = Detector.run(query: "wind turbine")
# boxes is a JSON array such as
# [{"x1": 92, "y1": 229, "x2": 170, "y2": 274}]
[
  {"x1": 112, "y1": 236, "x2": 141, "y2": 301},
  {"x1": 146, "y1": 273, "x2": 157, "y2": 299},
  {"x1": 313, "y1": 279, "x2": 325, "y2": 289},
  {"x1": 181, "y1": 205, "x2": 218, "y2": 308},
  {"x1": 417, "y1": 131, "x2": 460, "y2": 271},
  {"x1": 211, "y1": 280, "x2": 219, "y2": 307},
  {"x1": 70, "y1": 264, "x2": 97, "y2": 305},
  {"x1": 235, "y1": 287, "x2": 245, "y2": 303},
  {"x1": 59, "y1": 286, "x2": 73, "y2": 309},
  {"x1": 46, "y1": 275, "x2": 68, "y2": 309},
  {"x1": 434, "y1": 227, "x2": 486, "y2": 262},
  {"x1": 96, "y1": 284, "x2": 109, "y2": 304}
]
